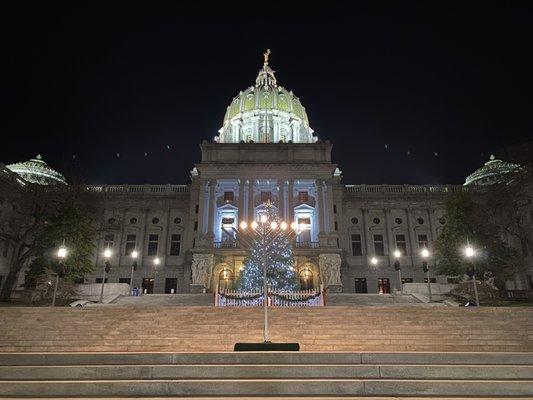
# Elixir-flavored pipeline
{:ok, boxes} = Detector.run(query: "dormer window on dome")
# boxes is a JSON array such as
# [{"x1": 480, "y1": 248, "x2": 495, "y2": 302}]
[{"x1": 215, "y1": 50, "x2": 317, "y2": 144}]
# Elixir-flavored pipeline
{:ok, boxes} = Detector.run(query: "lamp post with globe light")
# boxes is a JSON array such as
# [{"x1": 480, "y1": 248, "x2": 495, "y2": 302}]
[
  {"x1": 465, "y1": 244, "x2": 480, "y2": 306},
  {"x1": 421, "y1": 248, "x2": 432, "y2": 302},
  {"x1": 130, "y1": 250, "x2": 138, "y2": 295},
  {"x1": 52, "y1": 242, "x2": 67, "y2": 306},
  {"x1": 223, "y1": 214, "x2": 303, "y2": 347},
  {"x1": 393, "y1": 250, "x2": 403, "y2": 294},
  {"x1": 99, "y1": 248, "x2": 112, "y2": 303}
]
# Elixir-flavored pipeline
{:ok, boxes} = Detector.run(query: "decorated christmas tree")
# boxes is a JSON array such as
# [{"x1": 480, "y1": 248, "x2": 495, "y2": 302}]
[{"x1": 236, "y1": 204, "x2": 299, "y2": 292}]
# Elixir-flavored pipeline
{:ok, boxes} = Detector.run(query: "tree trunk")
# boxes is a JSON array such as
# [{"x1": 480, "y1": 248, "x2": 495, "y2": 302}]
[{"x1": 0, "y1": 262, "x2": 23, "y2": 302}]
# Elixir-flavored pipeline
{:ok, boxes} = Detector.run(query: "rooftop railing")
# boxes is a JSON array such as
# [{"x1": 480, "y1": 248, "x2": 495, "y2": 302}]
[
  {"x1": 344, "y1": 184, "x2": 471, "y2": 195},
  {"x1": 87, "y1": 184, "x2": 189, "y2": 194}
]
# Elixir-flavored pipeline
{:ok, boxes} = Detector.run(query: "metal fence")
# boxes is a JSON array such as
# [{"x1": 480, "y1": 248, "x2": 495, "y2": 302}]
[{"x1": 215, "y1": 285, "x2": 324, "y2": 307}]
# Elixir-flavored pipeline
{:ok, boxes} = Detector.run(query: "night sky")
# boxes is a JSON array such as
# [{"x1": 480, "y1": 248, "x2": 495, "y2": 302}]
[{"x1": 3, "y1": 3, "x2": 532, "y2": 185}]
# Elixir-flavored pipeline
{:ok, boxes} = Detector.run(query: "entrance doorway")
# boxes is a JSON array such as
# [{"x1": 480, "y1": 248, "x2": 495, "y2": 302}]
[
  {"x1": 378, "y1": 278, "x2": 390, "y2": 294},
  {"x1": 299, "y1": 267, "x2": 313, "y2": 290},
  {"x1": 142, "y1": 278, "x2": 154, "y2": 294},
  {"x1": 354, "y1": 278, "x2": 368, "y2": 293},
  {"x1": 165, "y1": 278, "x2": 178, "y2": 294}
]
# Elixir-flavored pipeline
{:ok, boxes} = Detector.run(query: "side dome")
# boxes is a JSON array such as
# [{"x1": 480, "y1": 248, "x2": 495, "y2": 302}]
[
  {"x1": 7, "y1": 154, "x2": 66, "y2": 185},
  {"x1": 216, "y1": 50, "x2": 316, "y2": 144},
  {"x1": 464, "y1": 155, "x2": 521, "y2": 186}
]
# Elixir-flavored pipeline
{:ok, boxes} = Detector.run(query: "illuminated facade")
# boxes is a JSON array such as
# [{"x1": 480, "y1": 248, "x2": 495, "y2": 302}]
[{"x1": 1, "y1": 56, "x2": 531, "y2": 295}]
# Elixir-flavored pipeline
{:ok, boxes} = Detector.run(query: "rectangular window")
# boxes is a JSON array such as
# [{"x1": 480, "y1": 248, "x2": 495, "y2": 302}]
[
  {"x1": 124, "y1": 234, "x2": 136, "y2": 256},
  {"x1": 395, "y1": 234, "x2": 407, "y2": 256},
  {"x1": 194, "y1": 221, "x2": 198, "y2": 231},
  {"x1": 417, "y1": 234, "x2": 429, "y2": 249},
  {"x1": 354, "y1": 278, "x2": 367, "y2": 293},
  {"x1": 401, "y1": 277, "x2": 413, "y2": 284},
  {"x1": 165, "y1": 278, "x2": 178, "y2": 294},
  {"x1": 96, "y1": 278, "x2": 108, "y2": 283},
  {"x1": 333, "y1": 204, "x2": 337, "y2": 214},
  {"x1": 221, "y1": 218, "x2": 234, "y2": 225},
  {"x1": 378, "y1": 278, "x2": 390, "y2": 294},
  {"x1": 74, "y1": 277, "x2": 84, "y2": 284},
  {"x1": 298, "y1": 217, "x2": 311, "y2": 225},
  {"x1": 351, "y1": 234, "x2": 362, "y2": 256},
  {"x1": 424, "y1": 277, "x2": 437, "y2": 283},
  {"x1": 170, "y1": 234, "x2": 181, "y2": 256},
  {"x1": 223, "y1": 191, "x2": 234, "y2": 203},
  {"x1": 334, "y1": 221, "x2": 338, "y2": 231},
  {"x1": 119, "y1": 278, "x2": 131, "y2": 284},
  {"x1": 147, "y1": 234, "x2": 159, "y2": 256},
  {"x1": 373, "y1": 234, "x2": 384, "y2": 256},
  {"x1": 195, "y1": 204, "x2": 199, "y2": 214},
  {"x1": 260, "y1": 191, "x2": 272, "y2": 203},
  {"x1": 103, "y1": 234, "x2": 114, "y2": 249},
  {"x1": 298, "y1": 191, "x2": 309, "y2": 203}
]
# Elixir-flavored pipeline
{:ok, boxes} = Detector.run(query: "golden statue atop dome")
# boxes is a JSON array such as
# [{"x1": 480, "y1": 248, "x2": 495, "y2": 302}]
[{"x1": 263, "y1": 48, "x2": 271, "y2": 65}]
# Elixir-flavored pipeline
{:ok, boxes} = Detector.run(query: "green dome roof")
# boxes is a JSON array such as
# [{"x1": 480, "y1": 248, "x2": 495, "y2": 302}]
[
  {"x1": 7, "y1": 154, "x2": 66, "y2": 185},
  {"x1": 464, "y1": 155, "x2": 521, "y2": 186},
  {"x1": 216, "y1": 50, "x2": 316, "y2": 144},
  {"x1": 223, "y1": 85, "x2": 309, "y2": 125}
]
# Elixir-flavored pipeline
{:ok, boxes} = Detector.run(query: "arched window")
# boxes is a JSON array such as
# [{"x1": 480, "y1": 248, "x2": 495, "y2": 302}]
[
  {"x1": 218, "y1": 267, "x2": 234, "y2": 291},
  {"x1": 299, "y1": 267, "x2": 313, "y2": 290}
]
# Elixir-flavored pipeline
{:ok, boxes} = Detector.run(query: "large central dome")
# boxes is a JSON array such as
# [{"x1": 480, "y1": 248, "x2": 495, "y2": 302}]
[{"x1": 215, "y1": 50, "x2": 317, "y2": 144}]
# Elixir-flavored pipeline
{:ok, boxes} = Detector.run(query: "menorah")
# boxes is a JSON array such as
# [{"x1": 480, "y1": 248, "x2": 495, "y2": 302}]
[{"x1": 222, "y1": 213, "x2": 306, "y2": 350}]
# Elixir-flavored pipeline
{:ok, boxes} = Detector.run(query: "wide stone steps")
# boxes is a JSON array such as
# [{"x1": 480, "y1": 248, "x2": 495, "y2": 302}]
[
  {"x1": 0, "y1": 352, "x2": 532, "y2": 397},
  {"x1": 1, "y1": 306, "x2": 532, "y2": 352}
]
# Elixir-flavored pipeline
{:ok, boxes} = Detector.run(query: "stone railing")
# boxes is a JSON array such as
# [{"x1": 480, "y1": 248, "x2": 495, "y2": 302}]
[
  {"x1": 344, "y1": 184, "x2": 471, "y2": 195},
  {"x1": 87, "y1": 184, "x2": 189, "y2": 194}
]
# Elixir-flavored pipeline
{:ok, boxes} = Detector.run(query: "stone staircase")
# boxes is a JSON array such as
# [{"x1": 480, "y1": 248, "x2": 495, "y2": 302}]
[
  {"x1": 0, "y1": 306, "x2": 531, "y2": 353},
  {"x1": 0, "y1": 352, "x2": 532, "y2": 397}
]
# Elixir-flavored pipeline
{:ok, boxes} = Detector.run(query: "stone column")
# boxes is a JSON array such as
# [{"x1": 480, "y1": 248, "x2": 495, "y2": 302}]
[
  {"x1": 207, "y1": 182, "x2": 217, "y2": 239},
  {"x1": 197, "y1": 181, "x2": 207, "y2": 237},
  {"x1": 247, "y1": 179, "x2": 254, "y2": 221},
  {"x1": 428, "y1": 208, "x2": 438, "y2": 243},
  {"x1": 288, "y1": 180, "x2": 294, "y2": 223},
  {"x1": 326, "y1": 181, "x2": 336, "y2": 233},
  {"x1": 315, "y1": 180, "x2": 325, "y2": 234},
  {"x1": 278, "y1": 179, "x2": 285, "y2": 220},
  {"x1": 406, "y1": 208, "x2": 417, "y2": 265},
  {"x1": 238, "y1": 179, "x2": 245, "y2": 223},
  {"x1": 384, "y1": 209, "x2": 394, "y2": 261},
  {"x1": 362, "y1": 208, "x2": 372, "y2": 256}
]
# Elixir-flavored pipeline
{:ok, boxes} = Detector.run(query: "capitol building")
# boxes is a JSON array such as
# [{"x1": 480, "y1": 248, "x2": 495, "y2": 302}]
[{"x1": 0, "y1": 54, "x2": 529, "y2": 295}]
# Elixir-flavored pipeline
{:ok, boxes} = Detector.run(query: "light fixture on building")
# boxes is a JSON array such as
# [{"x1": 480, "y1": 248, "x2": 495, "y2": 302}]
[
  {"x1": 131, "y1": 250, "x2": 138, "y2": 259},
  {"x1": 260, "y1": 214, "x2": 268, "y2": 223},
  {"x1": 251, "y1": 221, "x2": 258, "y2": 229},
  {"x1": 393, "y1": 250, "x2": 401, "y2": 258},
  {"x1": 104, "y1": 248, "x2": 112, "y2": 258},
  {"x1": 154, "y1": 257, "x2": 161, "y2": 266},
  {"x1": 280, "y1": 221, "x2": 287, "y2": 230},
  {"x1": 240, "y1": 221, "x2": 248, "y2": 230},
  {"x1": 421, "y1": 248, "x2": 430, "y2": 258},
  {"x1": 465, "y1": 245, "x2": 475, "y2": 258},
  {"x1": 370, "y1": 257, "x2": 378, "y2": 265},
  {"x1": 270, "y1": 221, "x2": 278, "y2": 230}
]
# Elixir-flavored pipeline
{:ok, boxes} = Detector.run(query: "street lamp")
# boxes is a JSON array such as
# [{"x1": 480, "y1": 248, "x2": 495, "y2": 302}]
[
  {"x1": 223, "y1": 214, "x2": 302, "y2": 345},
  {"x1": 464, "y1": 244, "x2": 480, "y2": 306},
  {"x1": 52, "y1": 243, "x2": 68, "y2": 306},
  {"x1": 370, "y1": 256, "x2": 378, "y2": 266},
  {"x1": 130, "y1": 250, "x2": 138, "y2": 295},
  {"x1": 421, "y1": 248, "x2": 432, "y2": 302},
  {"x1": 99, "y1": 248, "x2": 112, "y2": 303},
  {"x1": 393, "y1": 250, "x2": 402, "y2": 294}
]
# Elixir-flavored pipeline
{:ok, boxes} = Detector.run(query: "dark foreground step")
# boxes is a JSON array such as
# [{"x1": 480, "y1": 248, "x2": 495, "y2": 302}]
[
  {"x1": 1, "y1": 379, "x2": 533, "y2": 397},
  {"x1": 1, "y1": 364, "x2": 532, "y2": 380}
]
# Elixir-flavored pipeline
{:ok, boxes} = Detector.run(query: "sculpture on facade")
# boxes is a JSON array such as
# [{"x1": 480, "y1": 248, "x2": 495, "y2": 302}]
[
  {"x1": 191, "y1": 253, "x2": 214, "y2": 289},
  {"x1": 318, "y1": 253, "x2": 342, "y2": 289}
]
